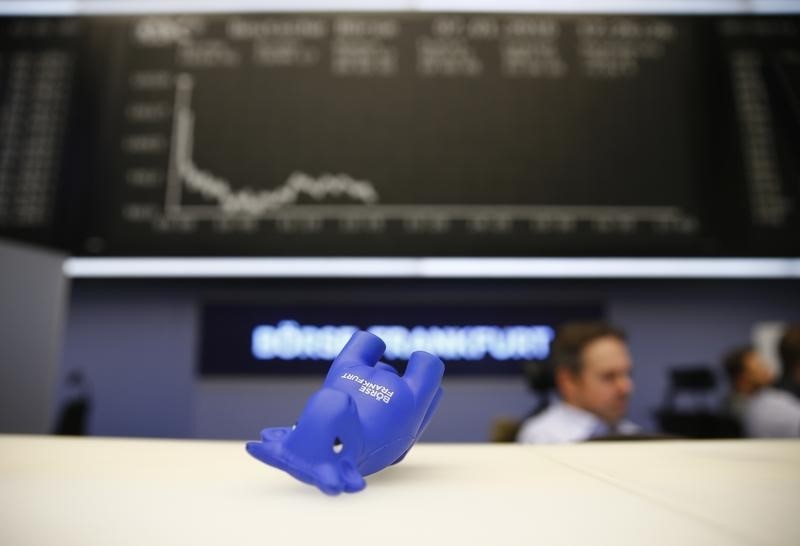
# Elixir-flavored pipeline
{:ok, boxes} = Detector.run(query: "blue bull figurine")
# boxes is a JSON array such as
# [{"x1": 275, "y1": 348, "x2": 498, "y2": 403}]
[{"x1": 246, "y1": 330, "x2": 445, "y2": 495}]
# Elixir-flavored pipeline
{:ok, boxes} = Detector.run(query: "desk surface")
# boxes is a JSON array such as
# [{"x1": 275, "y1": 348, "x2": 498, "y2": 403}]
[{"x1": 1, "y1": 435, "x2": 798, "y2": 546}]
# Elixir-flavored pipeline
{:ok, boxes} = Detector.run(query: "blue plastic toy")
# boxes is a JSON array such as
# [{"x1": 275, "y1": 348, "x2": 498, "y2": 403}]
[{"x1": 246, "y1": 330, "x2": 445, "y2": 495}]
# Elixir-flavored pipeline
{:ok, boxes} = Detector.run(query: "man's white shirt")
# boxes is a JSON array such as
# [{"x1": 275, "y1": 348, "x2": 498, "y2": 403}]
[
  {"x1": 743, "y1": 388, "x2": 800, "y2": 438},
  {"x1": 517, "y1": 401, "x2": 639, "y2": 444}
]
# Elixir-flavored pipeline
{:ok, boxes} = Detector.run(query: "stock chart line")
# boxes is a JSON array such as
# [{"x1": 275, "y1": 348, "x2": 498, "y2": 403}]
[
  {"x1": 160, "y1": 74, "x2": 696, "y2": 234},
  {"x1": 164, "y1": 73, "x2": 379, "y2": 217}
]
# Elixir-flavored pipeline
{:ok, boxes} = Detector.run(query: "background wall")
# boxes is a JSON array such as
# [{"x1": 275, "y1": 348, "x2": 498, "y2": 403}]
[
  {"x1": 0, "y1": 239, "x2": 68, "y2": 433},
  {"x1": 56, "y1": 278, "x2": 800, "y2": 442}
]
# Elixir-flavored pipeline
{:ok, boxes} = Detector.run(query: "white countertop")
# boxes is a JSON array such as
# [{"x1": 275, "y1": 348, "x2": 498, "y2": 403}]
[{"x1": 1, "y1": 435, "x2": 798, "y2": 546}]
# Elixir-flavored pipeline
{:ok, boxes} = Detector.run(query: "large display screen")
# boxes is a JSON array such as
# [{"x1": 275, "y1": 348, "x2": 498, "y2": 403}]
[{"x1": 1, "y1": 13, "x2": 798, "y2": 256}]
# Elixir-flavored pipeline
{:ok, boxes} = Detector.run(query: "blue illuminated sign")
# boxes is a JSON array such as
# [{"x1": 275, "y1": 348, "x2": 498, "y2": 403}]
[
  {"x1": 252, "y1": 320, "x2": 554, "y2": 362},
  {"x1": 200, "y1": 301, "x2": 603, "y2": 376}
]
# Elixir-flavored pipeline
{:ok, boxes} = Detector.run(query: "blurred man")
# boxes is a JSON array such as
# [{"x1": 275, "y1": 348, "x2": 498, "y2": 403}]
[
  {"x1": 517, "y1": 322, "x2": 638, "y2": 443},
  {"x1": 777, "y1": 323, "x2": 800, "y2": 400},
  {"x1": 722, "y1": 345, "x2": 800, "y2": 438},
  {"x1": 722, "y1": 346, "x2": 774, "y2": 421}
]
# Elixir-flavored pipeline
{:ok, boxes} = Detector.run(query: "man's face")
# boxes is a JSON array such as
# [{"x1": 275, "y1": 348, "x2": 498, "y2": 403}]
[
  {"x1": 562, "y1": 336, "x2": 634, "y2": 424},
  {"x1": 742, "y1": 351, "x2": 774, "y2": 390}
]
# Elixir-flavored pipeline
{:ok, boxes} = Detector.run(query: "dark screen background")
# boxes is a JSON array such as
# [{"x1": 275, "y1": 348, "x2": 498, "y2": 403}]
[{"x1": 1, "y1": 13, "x2": 798, "y2": 256}]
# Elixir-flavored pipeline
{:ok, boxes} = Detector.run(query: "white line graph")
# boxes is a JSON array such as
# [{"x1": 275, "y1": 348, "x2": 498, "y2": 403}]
[
  {"x1": 165, "y1": 73, "x2": 379, "y2": 216},
  {"x1": 159, "y1": 73, "x2": 698, "y2": 235}
]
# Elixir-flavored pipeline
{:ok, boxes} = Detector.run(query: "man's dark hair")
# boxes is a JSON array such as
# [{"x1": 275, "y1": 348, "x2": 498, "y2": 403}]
[
  {"x1": 778, "y1": 324, "x2": 800, "y2": 380},
  {"x1": 722, "y1": 345, "x2": 753, "y2": 385},
  {"x1": 549, "y1": 322, "x2": 627, "y2": 375}
]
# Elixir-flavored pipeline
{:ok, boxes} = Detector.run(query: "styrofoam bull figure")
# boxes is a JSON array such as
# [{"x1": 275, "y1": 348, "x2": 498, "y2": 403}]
[{"x1": 246, "y1": 330, "x2": 445, "y2": 495}]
